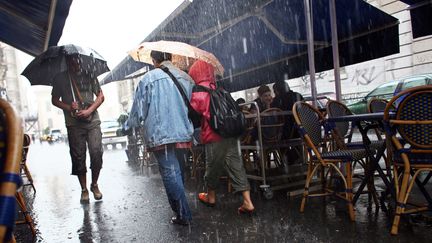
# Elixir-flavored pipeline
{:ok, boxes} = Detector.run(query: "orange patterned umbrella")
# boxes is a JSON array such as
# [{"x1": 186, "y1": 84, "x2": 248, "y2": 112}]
[{"x1": 128, "y1": 40, "x2": 224, "y2": 76}]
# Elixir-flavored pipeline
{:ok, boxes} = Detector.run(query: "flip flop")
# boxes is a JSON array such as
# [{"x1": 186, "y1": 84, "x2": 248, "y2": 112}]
[
  {"x1": 238, "y1": 206, "x2": 255, "y2": 216},
  {"x1": 198, "y1": 193, "x2": 216, "y2": 207}
]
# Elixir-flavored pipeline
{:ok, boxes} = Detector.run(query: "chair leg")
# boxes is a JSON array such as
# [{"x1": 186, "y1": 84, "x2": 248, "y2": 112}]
[
  {"x1": 300, "y1": 163, "x2": 317, "y2": 213},
  {"x1": 21, "y1": 162, "x2": 36, "y2": 193},
  {"x1": 345, "y1": 162, "x2": 355, "y2": 221},
  {"x1": 15, "y1": 192, "x2": 36, "y2": 238},
  {"x1": 391, "y1": 169, "x2": 410, "y2": 235}
]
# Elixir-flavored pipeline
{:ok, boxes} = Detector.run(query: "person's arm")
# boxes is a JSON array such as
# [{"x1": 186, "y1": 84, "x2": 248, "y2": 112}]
[
  {"x1": 52, "y1": 95, "x2": 80, "y2": 113},
  {"x1": 76, "y1": 90, "x2": 104, "y2": 119},
  {"x1": 124, "y1": 79, "x2": 149, "y2": 130},
  {"x1": 51, "y1": 77, "x2": 78, "y2": 113}
]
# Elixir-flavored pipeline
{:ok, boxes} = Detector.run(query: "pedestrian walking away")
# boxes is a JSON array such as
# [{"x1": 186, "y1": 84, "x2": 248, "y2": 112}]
[
  {"x1": 51, "y1": 54, "x2": 105, "y2": 203},
  {"x1": 189, "y1": 60, "x2": 255, "y2": 215},
  {"x1": 124, "y1": 50, "x2": 194, "y2": 225}
]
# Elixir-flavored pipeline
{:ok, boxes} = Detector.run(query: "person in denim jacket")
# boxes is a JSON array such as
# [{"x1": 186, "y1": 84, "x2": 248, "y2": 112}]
[{"x1": 124, "y1": 51, "x2": 194, "y2": 225}]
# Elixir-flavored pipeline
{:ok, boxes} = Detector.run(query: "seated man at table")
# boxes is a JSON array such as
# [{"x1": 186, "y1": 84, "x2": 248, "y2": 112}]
[
  {"x1": 271, "y1": 80, "x2": 304, "y2": 164},
  {"x1": 271, "y1": 80, "x2": 304, "y2": 139},
  {"x1": 250, "y1": 84, "x2": 273, "y2": 113}
]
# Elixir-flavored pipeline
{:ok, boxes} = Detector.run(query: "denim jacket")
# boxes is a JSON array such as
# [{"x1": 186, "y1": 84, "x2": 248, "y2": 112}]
[{"x1": 125, "y1": 61, "x2": 194, "y2": 148}]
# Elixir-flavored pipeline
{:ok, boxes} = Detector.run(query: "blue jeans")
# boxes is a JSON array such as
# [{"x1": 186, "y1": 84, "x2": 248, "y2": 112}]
[{"x1": 153, "y1": 145, "x2": 192, "y2": 221}]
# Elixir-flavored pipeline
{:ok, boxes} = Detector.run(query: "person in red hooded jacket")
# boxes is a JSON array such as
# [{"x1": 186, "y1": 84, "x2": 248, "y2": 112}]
[{"x1": 189, "y1": 60, "x2": 255, "y2": 215}]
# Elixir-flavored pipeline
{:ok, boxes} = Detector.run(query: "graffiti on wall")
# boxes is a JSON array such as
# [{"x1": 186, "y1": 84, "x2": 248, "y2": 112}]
[
  {"x1": 300, "y1": 72, "x2": 327, "y2": 89},
  {"x1": 350, "y1": 66, "x2": 380, "y2": 86}
]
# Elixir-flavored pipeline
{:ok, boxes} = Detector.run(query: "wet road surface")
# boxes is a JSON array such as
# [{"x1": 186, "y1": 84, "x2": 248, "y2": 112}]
[{"x1": 15, "y1": 142, "x2": 432, "y2": 242}]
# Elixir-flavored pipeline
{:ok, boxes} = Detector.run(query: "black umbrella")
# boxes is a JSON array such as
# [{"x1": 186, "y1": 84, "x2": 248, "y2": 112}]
[{"x1": 21, "y1": 44, "x2": 110, "y2": 86}]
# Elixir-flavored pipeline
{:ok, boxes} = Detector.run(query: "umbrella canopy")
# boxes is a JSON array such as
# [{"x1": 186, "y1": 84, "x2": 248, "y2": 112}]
[
  {"x1": 21, "y1": 44, "x2": 110, "y2": 86},
  {"x1": 128, "y1": 40, "x2": 224, "y2": 76},
  {"x1": 0, "y1": 0, "x2": 72, "y2": 56},
  {"x1": 103, "y1": 0, "x2": 399, "y2": 92}
]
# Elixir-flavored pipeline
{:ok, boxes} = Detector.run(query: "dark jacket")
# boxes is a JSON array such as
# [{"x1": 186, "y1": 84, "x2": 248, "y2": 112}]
[
  {"x1": 271, "y1": 90, "x2": 304, "y2": 139},
  {"x1": 271, "y1": 90, "x2": 303, "y2": 111}
]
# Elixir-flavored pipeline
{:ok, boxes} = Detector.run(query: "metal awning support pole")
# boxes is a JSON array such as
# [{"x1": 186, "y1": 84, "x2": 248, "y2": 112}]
[
  {"x1": 330, "y1": 0, "x2": 342, "y2": 102},
  {"x1": 304, "y1": 0, "x2": 317, "y2": 106},
  {"x1": 44, "y1": 0, "x2": 58, "y2": 50}
]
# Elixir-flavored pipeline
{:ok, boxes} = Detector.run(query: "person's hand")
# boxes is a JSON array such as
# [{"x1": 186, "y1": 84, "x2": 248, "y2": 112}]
[
  {"x1": 71, "y1": 102, "x2": 79, "y2": 111},
  {"x1": 76, "y1": 108, "x2": 92, "y2": 118}
]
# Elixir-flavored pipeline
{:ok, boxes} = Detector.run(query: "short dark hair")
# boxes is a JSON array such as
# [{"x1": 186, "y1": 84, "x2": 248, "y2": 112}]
[
  {"x1": 150, "y1": 50, "x2": 172, "y2": 64},
  {"x1": 257, "y1": 84, "x2": 271, "y2": 96},
  {"x1": 273, "y1": 80, "x2": 290, "y2": 94},
  {"x1": 236, "y1": 98, "x2": 246, "y2": 104}
]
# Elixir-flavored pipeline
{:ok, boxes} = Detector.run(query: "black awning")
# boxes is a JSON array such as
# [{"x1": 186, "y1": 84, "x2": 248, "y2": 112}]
[
  {"x1": 104, "y1": 0, "x2": 399, "y2": 92},
  {"x1": 400, "y1": 0, "x2": 432, "y2": 38},
  {"x1": 0, "y1": 0, "x2": 72, "y2": 56},
  {"x1": 100, "y1": 56, "x2": 150, "y2": 85}
]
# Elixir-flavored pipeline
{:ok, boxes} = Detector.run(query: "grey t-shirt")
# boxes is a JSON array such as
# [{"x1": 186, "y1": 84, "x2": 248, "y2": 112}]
[{"x1": 51, "y1": 72, "x2": 101, "y2": 127}]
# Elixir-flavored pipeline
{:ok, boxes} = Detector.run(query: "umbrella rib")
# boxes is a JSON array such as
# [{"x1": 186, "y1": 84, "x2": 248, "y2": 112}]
[
  {"x1": 256, "y1": 15, "x2": 328, "y2": 46},
  {"x1": 158, "y1": 1, "x2": 274, "y2": 46}
]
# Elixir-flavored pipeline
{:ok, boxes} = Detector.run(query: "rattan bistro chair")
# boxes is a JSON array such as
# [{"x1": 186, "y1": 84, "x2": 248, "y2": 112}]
[
  {"x1": 0, "y1": 99, "x2": 23, "y2": 243},
  {"x1": 327, "y1": 100, "x2": 384, "y2": 150},
  {"x1": 383, "y1": 85, "x2": 432, "y2": 235},
  {"x1": 260, "y1": 108, "x2": 286, "y2": 169},
  {"x1": 20, "y1": 134, "x2": 35, "y2": 192},
  {"x1": 293, "y1": 102, "x2": 368, "y2": 221},
  {"x1": 327, "y1": 100, "x2": 388, "y2": 206}
]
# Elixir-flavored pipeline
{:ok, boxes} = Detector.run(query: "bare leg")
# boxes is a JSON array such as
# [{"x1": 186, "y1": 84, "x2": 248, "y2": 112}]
[
  {"x1": 90, "y1": 169, "x2": 103, "y2": 200},
  {"x1": 78, "y1": 174, "x2": 87, "y2": 190},
  {"x1": 91, "y1": 169, "x2": 100, "y2": 186},
  {"x1": 241, "y1": 190, "x2": 254, "y2": 210},
  {"x1": 78, "y1": 174, "x2": 89, "y2": 203},
  {"x1": 207, "y1": 189, "x2": 216, "y2": 204}
]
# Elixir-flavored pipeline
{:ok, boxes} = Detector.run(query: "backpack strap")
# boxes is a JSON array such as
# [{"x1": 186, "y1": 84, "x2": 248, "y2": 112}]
[
  {"x1": 192, "y1": 85, "x2": 211, "y2": 93},
  {"x1": 159, "y1": 65, "x2": 196, "y2": 114}
]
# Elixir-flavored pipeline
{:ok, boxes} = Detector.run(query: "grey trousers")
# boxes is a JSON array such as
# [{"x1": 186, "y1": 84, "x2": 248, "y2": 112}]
[
  {"x1": 67, "y1": 122, "x2": 103, "y2": 175},
  {"x1": 204, "y1": 138, "x2": 250, "y2": 193}
]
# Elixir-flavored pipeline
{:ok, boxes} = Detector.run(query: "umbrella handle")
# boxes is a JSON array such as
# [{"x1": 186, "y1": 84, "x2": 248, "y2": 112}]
[{"x1": 68, "y1": 72, "x2": 93, "y2": 122}]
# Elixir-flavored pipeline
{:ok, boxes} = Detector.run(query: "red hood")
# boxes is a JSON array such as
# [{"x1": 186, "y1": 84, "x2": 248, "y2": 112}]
[{"x1": 188, "y1": 60, "x2": 215, "y2": 87}]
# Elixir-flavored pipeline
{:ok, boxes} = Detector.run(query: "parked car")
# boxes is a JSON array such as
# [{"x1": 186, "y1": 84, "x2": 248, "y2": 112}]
[
  {"x1": 347, "y1": 73, "x2": 432, "y2": 114},
  {"x1": 47, "y1": 129, "x2": 64, "y2": 143},
  {"x1": 101, "y1": 120, "x2": 127, "y2": 149},
  {"x1": 304, "y1": 92, "x2": 336, "y2": 110}
]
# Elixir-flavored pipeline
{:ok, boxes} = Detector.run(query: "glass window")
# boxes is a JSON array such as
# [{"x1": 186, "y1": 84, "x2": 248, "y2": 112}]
[
  {"x1": 401, "y1": 77, "x2": 427, "y2": 90},
  {"x1": 367, "y1": 81, "x2": 398, "y2": 97}
]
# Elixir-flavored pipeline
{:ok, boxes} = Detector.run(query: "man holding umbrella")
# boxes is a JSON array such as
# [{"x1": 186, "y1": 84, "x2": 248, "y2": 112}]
[
  {"x1": 51, "y1": 54, "x2": 105, "y2": 203},
  {"x1": 22, "y1": 44, "x2": 109, "y2": 203}
]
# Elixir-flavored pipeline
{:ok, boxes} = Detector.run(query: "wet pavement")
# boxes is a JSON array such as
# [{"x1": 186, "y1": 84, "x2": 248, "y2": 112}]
[{"x1": 15, "y1": 142, "x2": 432, "y2": 242}]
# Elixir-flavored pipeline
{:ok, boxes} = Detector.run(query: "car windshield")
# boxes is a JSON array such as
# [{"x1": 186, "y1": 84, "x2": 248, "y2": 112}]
[
  {"x1": 101, "y1": 121, "x2": 119, "y2": 129},
  {"x1": 401, "y1": 77, "x2": 428, "y2": 90},
  {"x1": 367, "y1": 81, "x2": 398, "y2": 97}
]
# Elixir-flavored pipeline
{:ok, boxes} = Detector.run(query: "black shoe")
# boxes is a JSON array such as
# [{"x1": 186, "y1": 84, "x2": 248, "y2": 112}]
[{"x1": 170, "y1": 216, "x2": 190, "y2": 226}]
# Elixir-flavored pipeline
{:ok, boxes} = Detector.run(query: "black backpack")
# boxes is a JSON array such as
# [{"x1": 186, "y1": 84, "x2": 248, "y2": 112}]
[{"x1": 193, "y1": 85, "x2": 246, "y2": 138}]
